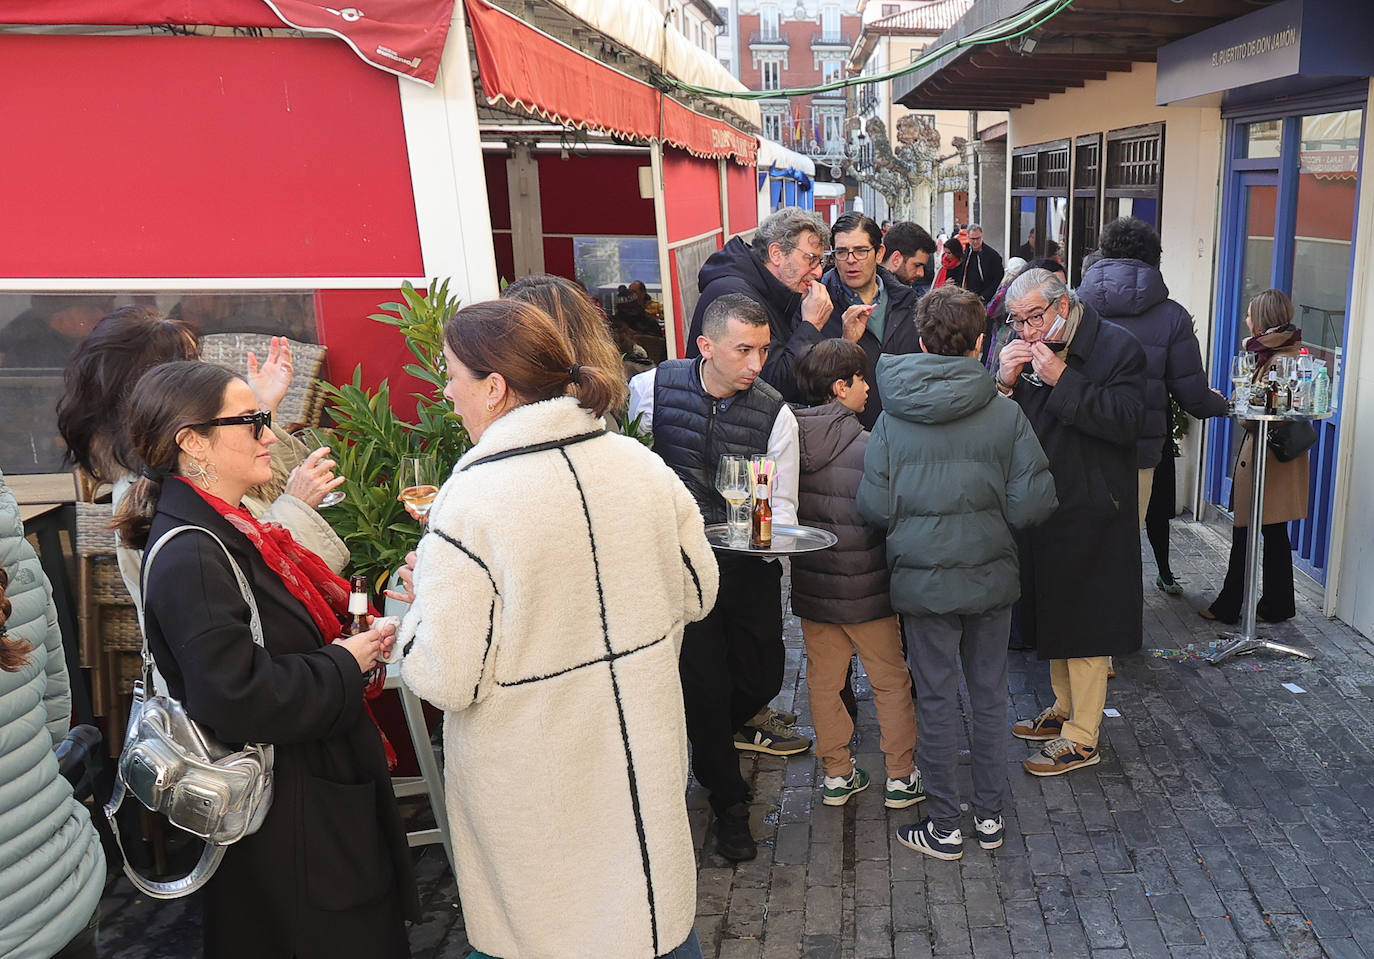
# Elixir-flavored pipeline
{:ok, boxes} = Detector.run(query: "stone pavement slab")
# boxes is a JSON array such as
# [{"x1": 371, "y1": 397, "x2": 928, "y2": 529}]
[{"x1": 93, "y1": 518, "x2": 1374, "y2": 958}]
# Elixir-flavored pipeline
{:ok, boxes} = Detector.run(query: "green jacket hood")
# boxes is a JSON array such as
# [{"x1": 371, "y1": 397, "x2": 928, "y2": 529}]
[{"x1": 876, "y1": 352, "x2": 997, "y2": 425}]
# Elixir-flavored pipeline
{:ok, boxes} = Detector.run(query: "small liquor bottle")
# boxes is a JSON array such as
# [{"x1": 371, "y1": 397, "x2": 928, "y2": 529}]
[{"x1": 750, "y1": 481, "x2": 772, "y2": 550}]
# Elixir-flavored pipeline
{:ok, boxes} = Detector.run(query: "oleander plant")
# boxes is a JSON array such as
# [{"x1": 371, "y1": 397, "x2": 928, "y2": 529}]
[{"x1": 318, "y1": 280, "x2": 471, "y2": 593}]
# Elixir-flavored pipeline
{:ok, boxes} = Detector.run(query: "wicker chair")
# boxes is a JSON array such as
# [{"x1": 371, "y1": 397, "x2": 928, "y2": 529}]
[
  {"x1": 198, "y1": 333, "x2": 329, "y2": 429},
  {"x1": 72, "y1": 476, "x2": 144, "y2": 755}
]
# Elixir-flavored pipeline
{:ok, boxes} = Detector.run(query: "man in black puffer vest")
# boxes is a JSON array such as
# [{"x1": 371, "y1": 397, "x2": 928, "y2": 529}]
[{"x1": 628, "y1": 293, "x2": 803, "y2": 863}]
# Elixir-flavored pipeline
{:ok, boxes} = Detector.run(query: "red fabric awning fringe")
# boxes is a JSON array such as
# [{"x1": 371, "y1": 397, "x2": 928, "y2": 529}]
[{"x1": 464, "y1": 0, "x2": 756, "y2": 165}]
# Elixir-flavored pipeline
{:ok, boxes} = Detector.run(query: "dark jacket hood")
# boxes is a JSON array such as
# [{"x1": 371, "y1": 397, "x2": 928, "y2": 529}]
[
  {"x1": 796, "y1": 403, "x2": 865, "y2": 473},
  {"x1": 1078, "y1": 258, "x2": 1170, "y2": 319},
  {"x1": 698, "y1": 236, "x2": 800, "y2": 319},
  {"x1": 877, "y1": 352, "x2": 997, "y2": 425}
]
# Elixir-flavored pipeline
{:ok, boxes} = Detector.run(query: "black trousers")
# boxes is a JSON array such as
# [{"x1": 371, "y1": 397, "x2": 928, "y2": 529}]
[
  {"x1": 1210, "y1": 522, "x2": 1296, "y2": 622},
  {"x1": 679, "y1": 555, "x2": 784, "y2": 815},
  {"x1": 1145, "y1": 447, "x2": 1177, "y2": 579}
]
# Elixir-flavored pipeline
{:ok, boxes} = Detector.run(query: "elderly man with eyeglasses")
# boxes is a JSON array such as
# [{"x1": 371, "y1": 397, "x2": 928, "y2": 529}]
[
  {"x1": 815, "y1": 212, "x2": 922, "y2": 429},
  {"x1": 687, "y1": 206, "x2": 833, "y2": 403},
  {"x1": 995, "y1": 268, "x2": 1146, "y2": 778}
]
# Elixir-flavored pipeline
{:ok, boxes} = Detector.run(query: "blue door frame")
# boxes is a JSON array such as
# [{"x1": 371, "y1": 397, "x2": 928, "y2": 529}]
[{"x1": 1206, "y1": 99, "x2": 1367, "y2": 584}]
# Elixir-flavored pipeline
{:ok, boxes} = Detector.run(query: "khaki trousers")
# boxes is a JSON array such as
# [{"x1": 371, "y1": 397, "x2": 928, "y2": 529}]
[
  {"x1": 800, "y1": 616, "x2": 917, "y2": 780},
  {"x1": 1137, "y1": 467, "x2": 1156, "y2": 529},
  {"x1": 1049, "y1": 656, "x2": 1111, "y2": 748}
]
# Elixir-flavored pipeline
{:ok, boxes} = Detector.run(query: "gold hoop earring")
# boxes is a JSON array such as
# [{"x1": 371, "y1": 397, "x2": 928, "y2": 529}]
[
  {"x1": 184, "y1": 457, "x2": 219, "y2": 490},
  {"x1": 485, "y1": 401, "x2": 497, "y2": 412}
]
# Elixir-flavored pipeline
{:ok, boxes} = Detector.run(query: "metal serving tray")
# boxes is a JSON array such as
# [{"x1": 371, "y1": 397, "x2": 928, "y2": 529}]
[{"x1": 704, "y1": 523, "x2": 838, "y2": 556}]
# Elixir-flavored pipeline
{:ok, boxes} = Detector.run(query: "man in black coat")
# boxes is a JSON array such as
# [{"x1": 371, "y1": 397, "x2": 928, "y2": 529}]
[
  {"x1": 953, "y1": 224, "x2": 1004, "y2": 303},
  {"x1": 819, "y1": 212, "x2": 921, "y2": 429},
  {"x1": 686, "y1": 206, "x2": 833, "y2": 403},
  {"x1": 879, "y1": 220, "x2": 938, "y2": 297},
  {"x1": 1076, "y1": 216, "x2": 1229, "y2": 528},
  {"x1": 995, "y1": 268, "x2": 1145, "y2": 778}
]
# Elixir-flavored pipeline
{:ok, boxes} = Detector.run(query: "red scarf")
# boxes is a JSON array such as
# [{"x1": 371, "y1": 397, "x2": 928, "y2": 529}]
[{"x1": 181, "y1": 479, "x2": 396, "y2": 767}]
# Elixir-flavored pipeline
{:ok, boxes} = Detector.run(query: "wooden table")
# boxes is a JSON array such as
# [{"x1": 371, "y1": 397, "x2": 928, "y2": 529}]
[{"x1": 9, "y1": 474, "x2": 94, "y2": 723}]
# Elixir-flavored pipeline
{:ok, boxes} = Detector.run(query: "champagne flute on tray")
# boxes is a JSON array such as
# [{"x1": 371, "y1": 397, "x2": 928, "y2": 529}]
[{"x1": 398, "y1": 456, "x2": 440, "y2": 524}]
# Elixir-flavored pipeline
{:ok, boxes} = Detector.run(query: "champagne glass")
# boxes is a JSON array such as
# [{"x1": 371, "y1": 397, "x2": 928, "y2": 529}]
[
  {"x1": 715, "y1": 455, "x2": 751, "y2": 547},
  {"x1": 292, "y1": 427, "x2": 346, "y2": 507},
  {"x1": 398, "y1": 456, "x2": 440, "y2": 524},
  {"x1": 1011, "y1": 329, "x2": 1044, "y2": 387},
  {"x1": 1228, "y1": 354, "x2": 1251, "y2": 412}
]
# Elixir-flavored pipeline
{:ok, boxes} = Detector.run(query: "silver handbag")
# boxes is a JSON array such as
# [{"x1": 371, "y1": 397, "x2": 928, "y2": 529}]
[{"x1": 103, "y1": 525, "x2": 275, "y2": 899}]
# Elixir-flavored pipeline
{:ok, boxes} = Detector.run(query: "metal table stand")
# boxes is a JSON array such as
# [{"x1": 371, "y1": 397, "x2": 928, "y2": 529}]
[{"x1": 1209, "y1": 408, "x2": 1327, "y2": 665}]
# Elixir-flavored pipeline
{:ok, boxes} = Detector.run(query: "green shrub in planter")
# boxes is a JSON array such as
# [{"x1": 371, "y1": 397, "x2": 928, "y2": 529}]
[{"x1": 317, "y1": 280, "x2": 471, "y2": 593}]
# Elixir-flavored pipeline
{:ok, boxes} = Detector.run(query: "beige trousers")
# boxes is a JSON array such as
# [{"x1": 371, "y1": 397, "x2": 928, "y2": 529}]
[
  {"x1": 1137, "y1": 467, "x2": 1156, "y2": 529},
  {"x1": 1049, "y1": 657, "x2": 1111, "y2": 748},
  {"x1": 800, "y1": 616, "x2": 917, "y2": 780}
]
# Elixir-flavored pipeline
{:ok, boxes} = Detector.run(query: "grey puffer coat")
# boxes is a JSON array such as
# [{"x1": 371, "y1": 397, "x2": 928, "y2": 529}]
[
  {"x1": 0, "y1": 472, "x2": 105, "y2": 959},
  {"x1": 1077, "y1": 258, "x2": 1229, "y2": 467},
  {"x1": 791, "y1": 403, "x2": 891, "y2": 624},
  {"x1": 857, "y1": 353, "x2": 1058, "y2": 617}
]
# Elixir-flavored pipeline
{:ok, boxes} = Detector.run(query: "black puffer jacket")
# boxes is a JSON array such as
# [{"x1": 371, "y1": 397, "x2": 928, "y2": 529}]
[
  {"x1": 686, "y1": 237, "x2": 819, "y2": 402},
  {"x1": 819, "y1": 266, "x2": 920, "y2": 430},
  {"x1": 790, "y1": 403, "x2": 891, "y2": 624},
  {"x1": 1077, "y1": 258, "x2": 1229, "y2": 468}
]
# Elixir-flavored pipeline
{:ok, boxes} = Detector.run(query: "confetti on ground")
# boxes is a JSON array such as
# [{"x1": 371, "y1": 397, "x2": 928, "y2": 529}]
[
  {"x1": 1282, "y1": 682, "x2": 1306, "y2": 693},
  {"x1": 1103, "y1": 708, "x2": 1122, "y2": 717}
]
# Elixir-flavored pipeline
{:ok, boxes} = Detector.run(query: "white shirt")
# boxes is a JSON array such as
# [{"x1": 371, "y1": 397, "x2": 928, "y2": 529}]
[{"x1": 628, "y1": 366, "x2": 799, "y2": 527}]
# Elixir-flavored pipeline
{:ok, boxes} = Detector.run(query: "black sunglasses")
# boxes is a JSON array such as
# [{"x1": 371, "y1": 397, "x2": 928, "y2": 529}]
[{"x1": 189, "y1": 410, "x2": 273, "y2": 440}]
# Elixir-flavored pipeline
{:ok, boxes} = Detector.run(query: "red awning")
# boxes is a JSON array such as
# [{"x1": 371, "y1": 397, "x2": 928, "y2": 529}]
[
  {"x1": 0, "y1": 0, "x2": 452, "y2": 84},
  {"x1": 464, "y1": 0, "x2": 756, "y2": 165}
]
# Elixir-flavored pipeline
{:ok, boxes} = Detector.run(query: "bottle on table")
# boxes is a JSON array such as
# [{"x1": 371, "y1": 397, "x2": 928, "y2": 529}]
[
  {"x1": 1264, "y1": 370, "x2": 1279, "y2": 415},
  {"x1": 1314, "y1": 362, "x2": 1331, "y2": 415},
  {"x1": 1292, "y1": 348, "x2": 1313, "y2": 414},
  {"x1": 750, "y1": 479, "x2": 772, "y2": 550}
]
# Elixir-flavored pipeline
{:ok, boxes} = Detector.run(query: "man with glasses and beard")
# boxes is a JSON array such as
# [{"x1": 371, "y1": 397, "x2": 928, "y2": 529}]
[
  {"x1": 819, "y1": 212, "x2": 922, "y2": 429},
  {"x1": 686, "y1": 207, "x2": 832, "y2": 403},
  {"x1": 954, "y1": 225, "x2": 1005, "y2": 304}
]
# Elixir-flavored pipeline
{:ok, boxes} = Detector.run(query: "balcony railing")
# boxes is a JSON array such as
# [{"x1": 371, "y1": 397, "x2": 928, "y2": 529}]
[
  {"x1": 767, "y1": 127, "x2": 848, "y2": 158},
  {"x1": 811, "y1": 31, "x2": 851, "y2": 47},
  {"x1": 749, "y1": 30, "x2": 789, "y2": 45}
]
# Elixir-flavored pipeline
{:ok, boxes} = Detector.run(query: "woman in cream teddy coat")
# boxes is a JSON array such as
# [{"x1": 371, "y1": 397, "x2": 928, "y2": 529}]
[{"x1": 399, "y1": 299, "x2": 718, "y2": 959}]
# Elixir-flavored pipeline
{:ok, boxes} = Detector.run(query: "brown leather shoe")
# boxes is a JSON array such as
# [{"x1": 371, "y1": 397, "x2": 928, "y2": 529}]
[{"x1": 1011, "y1": 707, "x2": 1067, "y2": 742}]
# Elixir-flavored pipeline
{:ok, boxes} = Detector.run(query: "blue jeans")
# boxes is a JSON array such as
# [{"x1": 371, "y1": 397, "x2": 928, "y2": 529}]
[{"x1": 469, "y1": 928, "x2": 703, "y2": 959}]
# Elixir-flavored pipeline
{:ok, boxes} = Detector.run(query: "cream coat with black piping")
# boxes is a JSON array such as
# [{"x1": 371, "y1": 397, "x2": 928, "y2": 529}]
[{"x1": 399, "y1": 397, "x2": 719, "y2": 959}]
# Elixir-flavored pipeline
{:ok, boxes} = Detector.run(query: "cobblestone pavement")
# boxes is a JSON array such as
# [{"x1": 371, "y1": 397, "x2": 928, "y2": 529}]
[{"x1": 96, "y1": 517, "x2": 1374, "y2": 958}]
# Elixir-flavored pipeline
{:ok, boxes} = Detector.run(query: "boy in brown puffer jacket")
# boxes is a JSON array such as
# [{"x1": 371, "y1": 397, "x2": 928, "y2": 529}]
[{"x1": 792, "y1": 340, "x2": 922, "y2": 810}]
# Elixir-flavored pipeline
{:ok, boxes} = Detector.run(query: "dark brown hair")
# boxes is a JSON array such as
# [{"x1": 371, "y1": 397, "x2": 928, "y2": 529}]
[
  {"x1": 0, "y1": 567, "x2": 34, "y2": 673},
  {"x1": 113, "y1": 361, "x2": 241, "y2": 549},
  {"x1": 916, "y1": 286, "x2": 986, "y2": 357},
  {"x1": 58, "y1": 306, "x2": 200, "y2": 481},
  {"x1": 502, "y1": 274, "x2": 628, "y2": 411},
  {"x1": 444, "y1": 299, "x2": 619, "y2": 419},
  {"x1": 1249, "y1": 288, "x2": 1295, "y2": 333},
  {"x1": 796, "y1": 339, "x2": 868, "y2": 406}
]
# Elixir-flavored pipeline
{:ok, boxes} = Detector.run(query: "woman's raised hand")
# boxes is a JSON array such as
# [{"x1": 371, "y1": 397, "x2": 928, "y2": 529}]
[
  {"x1": 383, "y1": 551, "x2": 419, "y2": 606},
  {"x1": 246, "y1": 336, "x2": 294, "y2": 416}
]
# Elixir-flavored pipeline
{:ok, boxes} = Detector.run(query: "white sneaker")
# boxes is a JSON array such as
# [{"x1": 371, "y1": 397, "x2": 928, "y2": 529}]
[{"x1": 884, "y1": 770, "x2": 926, "y2": 809}]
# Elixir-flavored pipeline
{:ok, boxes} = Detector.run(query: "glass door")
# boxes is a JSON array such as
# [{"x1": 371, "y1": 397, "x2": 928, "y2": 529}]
[
  {"x1": 1208, "y1": 106, "x2": 1364, "y2": 584},
  {"x1": 1213, "y1": 172, "x2": 1278, "y2": 510}
]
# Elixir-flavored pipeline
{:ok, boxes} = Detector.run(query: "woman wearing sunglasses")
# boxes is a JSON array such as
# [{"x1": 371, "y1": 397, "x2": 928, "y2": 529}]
[
  {"x1": 57, "y1": 306, "x2": 347, "y2": 611},
  {"x1": 113, "y1": 361, "x2": 417, "y2": 958}
]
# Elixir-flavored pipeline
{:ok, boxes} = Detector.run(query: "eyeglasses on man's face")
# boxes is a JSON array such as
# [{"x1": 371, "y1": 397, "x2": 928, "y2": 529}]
[
  {"x1": 191, "y1": 409, "x2": 273, "y2": 440},
  {"x1": 795, "y1": 248, "x2": 824, "y2": 268},
  {"x1": 1006, "y1": 303, "x2": 1053, "y2": 331},
  {"x1": 829, "y1": 246, "x2": 875, "y2": 262}
]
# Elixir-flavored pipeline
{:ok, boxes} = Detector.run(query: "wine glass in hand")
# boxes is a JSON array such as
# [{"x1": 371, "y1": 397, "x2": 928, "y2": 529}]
[
  {"x1": 293, "y1": 428, "x2": 346, "y2": 507},
  {"x1": 398, "y1": 457, "x2": 440, "y2": 524}
]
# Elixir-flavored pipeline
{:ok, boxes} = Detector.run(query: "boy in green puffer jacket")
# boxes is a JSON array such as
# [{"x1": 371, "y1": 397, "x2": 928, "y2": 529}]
[{"x1": 858, "y1": 286, "x2": 1057, "y2": 862}]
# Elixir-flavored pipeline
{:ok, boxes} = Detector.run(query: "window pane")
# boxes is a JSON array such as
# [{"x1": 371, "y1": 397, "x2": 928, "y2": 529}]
[
  {"x1": 1012, "y1": 196, "x2": 1036, "y2": 257},
  {"x1": 573, "y1": 237, "x2": 662, "y2": 300},
  {"x1": 1244, "y1": 119, "x2": 1282, "y2": 159},
  {"x1": 0, "y1": 291, "x2": 317, "y2": 474},
  {"x1": 1291, "y1": 109, "x2": 1362, "y2": 411}
]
